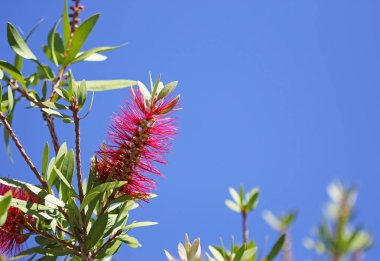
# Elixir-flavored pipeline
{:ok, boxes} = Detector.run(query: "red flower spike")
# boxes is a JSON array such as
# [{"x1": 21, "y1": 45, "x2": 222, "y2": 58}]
[
  {"x1": 95, "y1": 83, "x2": 179, "y2": 200},
  {"x1": 0, "y1": 184, "x2": 35, "y2": 256}
]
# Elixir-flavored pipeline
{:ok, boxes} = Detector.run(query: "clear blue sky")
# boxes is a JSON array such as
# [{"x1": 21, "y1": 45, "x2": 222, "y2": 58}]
[{"x1": 1, "y1": 0, "x2": 379, "y2": 260}]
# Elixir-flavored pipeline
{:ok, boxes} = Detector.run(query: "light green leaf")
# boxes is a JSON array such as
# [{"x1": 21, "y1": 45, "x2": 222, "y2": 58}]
[
  {"x1": 7, "y1": 23, "x2": 37, "y2": 60},
  {"x1": 123, "y1": 221, "x2": 158, "y2": 230},
  {"x1": 229, "y1": 188, "x2": 240, "y2": 205},
  {"x1": 164, "y1": 250, "x2": 176, "y2": 261},
  {"x1": 0, "y1": 178, "x2": 65, "y2": 208},
  {"x1": 118, "y1": 235, "x2": 141, "y2": 248},
  {"x1": 7, "y1": 86, "x2": 14, "y2": 112},
  {"x1": 225, "y1": 200, "x2": 241, "y2": 213},
  {"x1": 0, "y1": 191, "x2": 12, "y2": 226},
  {"x1": 208, "y1": 246, "x2": 225, "y2": 261},
  {"x1": 63, "y1": 14, "x2": 100, "y2": 66},
  {"x1": 82, "y1": 80, "x2": 137, "y2": 92},
  {"x1": 71, "y1": 43, "x2": 127, "y2": 64}
]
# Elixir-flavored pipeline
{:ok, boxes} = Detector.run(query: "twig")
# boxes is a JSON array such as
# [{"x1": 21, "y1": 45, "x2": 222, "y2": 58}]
[
  {"x1": 242, "y1": 211, "x2": 248, "y2": 245},
  {"x1": 0, "y1": 112, "x2": 48, "y2": 190},
  {"x1": 93, "y1": 230, "x2": 122, "y2": 258},
  {"x1": 72, "y1": 100, "x2": 84, "y2": 202}
]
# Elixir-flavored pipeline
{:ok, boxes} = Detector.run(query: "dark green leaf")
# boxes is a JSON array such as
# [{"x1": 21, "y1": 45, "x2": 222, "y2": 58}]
[
  {"x1": 0, "y1": 60, "x2": 26, "y2": 90},
  {"x1": 63, "y1": 14, "x2": 100, "y2": 66},
  {"x1": 42, "y1": 143, "x2": 50, "y2": 179},
  {"x1": 266, "y1": 234, "x2": 286, "y2": 261},
  {"x1": 80, "y1": 181, "x2": 127, "y2": 211},
  {"x1": 62, "y1": 0, "x2": 71, "y2": 48},
  {"x1": 87, "y1": 213, "x2": 108, "y2": 248},
  {"x1": 96, "y1": 240, "x2": 122, "y2": 258}
]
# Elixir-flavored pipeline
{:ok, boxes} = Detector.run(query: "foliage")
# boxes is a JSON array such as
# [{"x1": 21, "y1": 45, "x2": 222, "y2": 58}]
[
  {"x1": 165, "y1": 187, "x2": 286, "y2": 261},
  {"x1": 0, "y1": 0, "x2": 179, "y2": 260},
  {"x1": 304, "y1": 181, "x2": 373, "y2": 261}
]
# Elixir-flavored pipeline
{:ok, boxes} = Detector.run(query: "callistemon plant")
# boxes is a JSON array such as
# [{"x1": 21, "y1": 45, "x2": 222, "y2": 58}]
[{"x1": 0, "y1": 0, "x2": 180, "y2": 260}]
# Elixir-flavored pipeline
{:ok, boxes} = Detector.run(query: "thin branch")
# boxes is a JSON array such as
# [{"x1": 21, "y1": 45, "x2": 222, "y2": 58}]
[
  {"x1": 242, "y1": 211, "x2": 248, "y2": 245},
  {"x1": 93, "y1": 230, "x2": 122, "y2": 258},
  {"x1": 0, "y1": 112, "x2": 48, "y2": 190},
  {"x1": 72, "y1": 100, "x2": 84, "y2": 202}
]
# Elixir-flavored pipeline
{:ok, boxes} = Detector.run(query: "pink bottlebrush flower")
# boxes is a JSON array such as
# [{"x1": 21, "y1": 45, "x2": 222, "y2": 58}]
[
  {"x1": 0, "y1": 184, "x2": 35, "y2": 256},
  {"x1": 95, "y1": 80, "x2": 180, "y2": 199}
]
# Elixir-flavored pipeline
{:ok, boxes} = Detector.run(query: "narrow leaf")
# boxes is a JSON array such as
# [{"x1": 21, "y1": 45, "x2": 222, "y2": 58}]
[
  {"x1": 82, "y1": 80, "x2": 137, "y2": 92},
  {"x1": 7, "y1": 23, "x2": 37, "y2": 60}
]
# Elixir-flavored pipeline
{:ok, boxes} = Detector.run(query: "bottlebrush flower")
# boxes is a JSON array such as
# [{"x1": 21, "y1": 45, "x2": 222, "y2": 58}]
[
  {"x1": 95, "y1": 79, "x2": 180, "y2": 199},
  {"x1": 0, "y1": 184, "x2": 35, "y2": 256}
]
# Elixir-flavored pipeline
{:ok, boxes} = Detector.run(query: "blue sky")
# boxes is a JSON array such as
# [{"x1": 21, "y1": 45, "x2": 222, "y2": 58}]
[{"x1": 1, "y1": 0, "x2": 379, "y2": 260}]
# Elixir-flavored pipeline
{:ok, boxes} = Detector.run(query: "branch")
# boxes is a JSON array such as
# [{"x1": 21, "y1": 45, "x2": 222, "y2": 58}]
[
  {"x1": 0, "y1": 112, "x2": 48, "y2": 190},
  {"x1": 93, "y1": 230, "x2": 122, "y2": 258},
  {"x1": 242, "y1": 211, "x2": 248, "y2": 244},
  {"x1": 72, "y1": 100, "x2": 84, "y2": 202}
]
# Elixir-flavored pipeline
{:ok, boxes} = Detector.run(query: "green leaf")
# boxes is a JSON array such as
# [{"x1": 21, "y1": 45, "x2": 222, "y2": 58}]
[
  {"x1": 233, "y1": 245, "x2": 245, "y2": 261},
  {"x1": 150, "y1": 74, "x2": 161, "y2": 103},
  {"x1": 246, "y1": 190, "x2": 259, "y2": 212},
  {"x1": 7, "y1": 86, "x2": 14, "y2": 112},
  {"x1": 48, "y1": 19, "x2": 61, "y2": 66},
  {"x1": 25, "y1": 19, "x2": 45, "y2": 42},
  {"x1": 37, "y1": 64, "x2": 55, "y2": 81},
  {"x1": 0, "y1": 60, "x2": 26, "y2": 90},
  {"x1": 118, "y1": 235, "x2": 141, "y2": 248},
  {"x1": 225, "y1": 200, "x2": 241, "y2": 213},
  {"x1": 0, "y1": 69, "x2": 3, "y2": 80},
  {"x1": 208, "y1": 246, "x2": 225, "y2": 261},
  {"x1": 63, "y1": 14, "x2": 100, "y2": 66},
  {"x1": 164, "y1": 250, "x2": 176, "y2": 261},
  {"x1": 77, "y1": 80, "x2": 87, "y2": 108},
  {"x1": 71, "y1": 44, "x2": 127, "y2": 64},
  {"x1": 266, "y1": 234, "x2": 286, "y2": 261},
  {"x1": 96, "y1": 240, "x2": 122, "y2": 258},
  {"x1": 0, "y1": 191, "x2": 12, "y2": 226},
  {"x1": 7, "y1": 23, "x2": 37, "y2": 60},
  {"x1": 80, "y1": 181, "x2": 127, "y2": 211},
  {"x1": 0, "y1": 194, "x2": 54, "y2": 212},
  {"x1": 3, "y1": 111, "x2": 14, "y2": 160},
  {"x1": 82, "y1": 80, "x2": 137, "y2": 92},
  {"x1": 13, "y1": 18, "x2": 44, "y2": 71},
  {"x1": 157, "y1": 81, "x2": 178, "y2": 100},
  {"x1": 0, "y1": 178, "x2": 65, "y2": 208},
  {"x1": 229, "y1": 188, "x2": 240, "y2": 205},
  {"x1": 62, "y1": 0, "x2": 71, "y2": 48},
  {"x1": 87, "y1": 213, "x2": 108, "y2": 248},
  {"x1": 123, "y1": 221, "x2": 158, "y2": 230},
  {"x1": 42, "y1": 143, "x2": 50, "y2": 179},
  {"x1": 262, "y1": 211, "x2": 282, "y2": 231}
]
